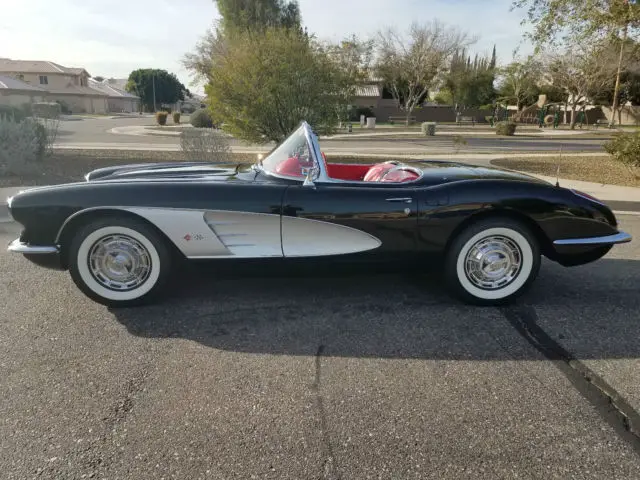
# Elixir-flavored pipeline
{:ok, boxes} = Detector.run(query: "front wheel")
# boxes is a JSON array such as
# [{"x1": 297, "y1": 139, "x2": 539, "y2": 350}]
[
  {"x1": 68, "y1": 217, "x2": 172, "y2": 307},
  {"x1": 445, "y1": 218, "x2": 541, "y2": 305}
]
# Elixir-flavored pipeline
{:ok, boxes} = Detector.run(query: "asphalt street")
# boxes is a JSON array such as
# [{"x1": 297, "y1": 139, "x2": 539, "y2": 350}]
[
  {"x1": 1, "y1": 215, "x2": 639, "y2": 479},
  {"x1": 55, "y1": 116, "x2": 610, "y2": 154}
]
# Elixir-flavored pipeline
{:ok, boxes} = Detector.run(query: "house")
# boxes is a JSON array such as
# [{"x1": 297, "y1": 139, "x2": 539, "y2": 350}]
[
  {"x1": 88, "y1": 78, "x2": 140, "y2": 113},
  {"x1": 0, "y1": 75, "x2": 47, "y2": 106},
  {"x1": 0, "y1": 59, "x2": 139, "y2": 114}
]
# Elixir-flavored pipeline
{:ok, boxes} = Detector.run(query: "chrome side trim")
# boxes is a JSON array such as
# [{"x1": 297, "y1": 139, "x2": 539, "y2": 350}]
[
  {"x1": 553, "y1": 231, "x2": 632, "y2": 246},
  {"x1": 8, "y1": 239, "x2": 59, "y2": 254}
]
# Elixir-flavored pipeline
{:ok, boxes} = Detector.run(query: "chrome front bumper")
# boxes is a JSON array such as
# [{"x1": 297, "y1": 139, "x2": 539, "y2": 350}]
[
  {"x1": 553, "y1": 231, "x2": 632, "y2": 246},
  {"x1": 8, "y1": 239, "x2": 59, "y2": 254}
]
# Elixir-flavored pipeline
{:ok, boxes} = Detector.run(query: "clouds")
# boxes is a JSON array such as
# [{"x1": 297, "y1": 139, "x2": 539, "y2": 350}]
[{"x1": 0, "y1": 0, "x2": 532, "y2": 94}]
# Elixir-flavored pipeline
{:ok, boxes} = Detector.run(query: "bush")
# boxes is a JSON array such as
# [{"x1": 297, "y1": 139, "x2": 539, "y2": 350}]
[
  {"x1": 421, "y1": 122, "x2": 436, "y2": 136},
  {"x1": 180, "y1": 128, "x2": 232, "y2": 163},
  {"x1": 56, "y1": 100, "x2": 72, "y2": 114},
  {"x1": 0, "y1": 104, "x2": 28, "y2": 122},
  {"x1": 0, "y1": 117, "x2": 46, "y2": 175},
  {"x1": 604, "y1": 131, "x2": 640, "y2": 169},
  {"x1": 495, "y1": 121, "x2": 517, "y2": 136},
  {"x1": 155, "y1": 111, "x2": 168, "y2": 126},
  {"x1": 190, "y1": 108, "x2": 214, "y2": 128},
  {"x1": 32, "y1": 102, "x2": 61, "y2": 119},
  {"x1": 172, "y1": 112, "x2": 181, "y2": 124}
]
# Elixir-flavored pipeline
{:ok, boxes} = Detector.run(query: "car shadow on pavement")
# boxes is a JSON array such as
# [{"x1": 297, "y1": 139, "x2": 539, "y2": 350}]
[{"x1": 108, "y1": 257, "x2": 640, "y2": 361}]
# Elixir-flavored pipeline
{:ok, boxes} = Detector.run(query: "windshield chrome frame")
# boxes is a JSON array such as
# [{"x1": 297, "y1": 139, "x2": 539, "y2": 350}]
[{"x1": 256, "y1": 121, "x2": 424, "y2": 185}]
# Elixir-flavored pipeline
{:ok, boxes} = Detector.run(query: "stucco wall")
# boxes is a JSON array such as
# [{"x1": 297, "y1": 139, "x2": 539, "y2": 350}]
[{"x1": 0, "y1": 91, "x2": 46, "y2": 107}]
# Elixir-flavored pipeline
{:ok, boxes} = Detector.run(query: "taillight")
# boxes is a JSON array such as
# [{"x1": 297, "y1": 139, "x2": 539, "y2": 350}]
[{"x1": 571, "y1": 189, "x2": 605, "y2": 205}]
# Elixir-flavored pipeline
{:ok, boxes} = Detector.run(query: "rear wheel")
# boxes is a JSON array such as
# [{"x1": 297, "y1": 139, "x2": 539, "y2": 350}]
[
  {"x1": 68, "y1": 217, "x2": 172, "y2": 307},
  {"x1": 445, "y1": 218, "x2": 541, "y2": 305}
]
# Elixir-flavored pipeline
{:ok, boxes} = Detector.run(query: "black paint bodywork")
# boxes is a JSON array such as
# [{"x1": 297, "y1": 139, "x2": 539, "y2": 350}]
[{"x1": 8, "y1": 160, "x2": 621, "y2": 269}]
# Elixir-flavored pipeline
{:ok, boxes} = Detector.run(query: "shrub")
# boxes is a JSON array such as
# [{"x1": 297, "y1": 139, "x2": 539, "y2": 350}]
[
  {"x1": 172, "y1": 112, "x2": 181, "y2": 124},
  {"x1": 155, "y1": 111, "x2": 168, "y2": 126},
  {"x1": 56, "y1": 100, "x2": 72, "y2": 114},
  {"x1": 421, "y1": 122, "x2": 436, "y2": 136},
  {"x1": 32, "y1": 102, "x2": 61, "y2": 119},
  {"x1": 604, "y1": 131, "x2": 640, "y2": 169},
  {"x1": 0, "y1": 117, "x2": 46, "y2": 175},
  {"x1": 0, "y1": 104, "x2": 28, "y2": 122},
  {"x1": 495, "y1": 121, "x2": 517, "y2": 136},
  {"x1": 190, "y1": 108, "x2": 214, "y2": 128},
  {"x1": 180, "y1": 128, "x2": 232, "y2": 163}
]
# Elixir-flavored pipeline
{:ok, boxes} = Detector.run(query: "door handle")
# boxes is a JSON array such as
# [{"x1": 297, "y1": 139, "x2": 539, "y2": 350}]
[{"x1": 386, "y1": 197, "x2": 413, "y2": 204}]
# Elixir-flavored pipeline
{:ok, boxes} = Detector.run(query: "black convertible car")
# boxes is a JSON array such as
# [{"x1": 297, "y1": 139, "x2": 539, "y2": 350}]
[{"x1": 7, "y1": 122, "x2": 631, "y2": 307}]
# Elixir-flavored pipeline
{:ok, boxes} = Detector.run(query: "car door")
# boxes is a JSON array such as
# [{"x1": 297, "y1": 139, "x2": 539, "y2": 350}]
[{"x1": 281, "y1": 183, "x2": 418, "y2": 258}]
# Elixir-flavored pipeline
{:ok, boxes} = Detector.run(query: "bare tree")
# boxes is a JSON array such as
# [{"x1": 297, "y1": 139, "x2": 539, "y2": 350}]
[
  {"x1": 543, "y1": 45, "x2": 617, "y2": 129},
  {"x1": 496, "y1": 56, "x2": 542, "y2": 112},
  {"x1": 376, "y1": 21, "x2": 473, "y2": 125}
]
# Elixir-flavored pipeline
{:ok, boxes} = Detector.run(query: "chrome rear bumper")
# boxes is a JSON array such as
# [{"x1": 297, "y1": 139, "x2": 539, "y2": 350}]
[
  {"x1": 553, "y1": 231, "x2": 632, "y2": 246},
  {"x1": 8, "y1": 239, "x2": 59, "y2": 254}
]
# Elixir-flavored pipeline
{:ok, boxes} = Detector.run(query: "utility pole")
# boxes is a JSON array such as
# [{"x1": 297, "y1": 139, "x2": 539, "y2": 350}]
[
  {"x1": 609, "y1": 0, "x2": 633, "y2": 128},
  {"x1": 152, "y1": 73, "x2": 157, "y2": 112}
]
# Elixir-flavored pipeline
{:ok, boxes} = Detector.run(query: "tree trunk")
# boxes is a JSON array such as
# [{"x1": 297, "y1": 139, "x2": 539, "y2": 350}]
[
  {"x1": 405, "y1": 109, "x2": 412, "y2": 126},
  {"x1": 563, "y1": 102, "x2": 568, "y2": 124},
  {"x1": 570, "y1": 104, "x2": 577, "y2": 130}
]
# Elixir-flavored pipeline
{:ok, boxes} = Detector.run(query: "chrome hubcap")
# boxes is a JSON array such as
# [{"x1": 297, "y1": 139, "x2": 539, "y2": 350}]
[
  {"x1": 464, "y1": 235, "x2": 522, "y2": 290},
  {"x1": 88, "y1": 234, "x2": 152, "y2": 291}
]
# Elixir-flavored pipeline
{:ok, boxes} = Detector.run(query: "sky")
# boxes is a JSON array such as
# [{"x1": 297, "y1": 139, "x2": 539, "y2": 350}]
[{"x1": 0, "y1": 0, "x2": 533, "y2": 94}]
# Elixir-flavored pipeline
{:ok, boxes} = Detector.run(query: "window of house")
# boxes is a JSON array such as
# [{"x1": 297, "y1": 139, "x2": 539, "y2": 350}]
[{"x1": 39, "y1": 75, "x2": 48, "y2": 85}]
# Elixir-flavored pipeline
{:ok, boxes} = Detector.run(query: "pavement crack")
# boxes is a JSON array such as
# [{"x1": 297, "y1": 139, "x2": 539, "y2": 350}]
[
  {"x1": 501, "y1": 305, "x2": 640, "y2": 456},
  {"x1": 311, "y1": 344, "x2": 340, "y2": 480}
]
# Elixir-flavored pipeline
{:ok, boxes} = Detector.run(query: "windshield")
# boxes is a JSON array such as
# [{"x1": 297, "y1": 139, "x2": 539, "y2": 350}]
[{"x1": 259, "y1": 125, "x2": 318, "y2": 179}]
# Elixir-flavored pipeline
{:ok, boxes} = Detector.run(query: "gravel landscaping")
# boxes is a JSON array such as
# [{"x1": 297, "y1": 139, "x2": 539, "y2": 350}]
[{"x1": 492, "y1": 155, "x2": 640, "y2": 187}]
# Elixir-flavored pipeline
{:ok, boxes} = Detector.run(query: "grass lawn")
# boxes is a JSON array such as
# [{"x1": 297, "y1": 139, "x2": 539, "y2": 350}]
[
  {"x1": 491, "y1": 155, "x2": 640, "y2": 188},
  {"x1": 0, "y1": 149, "x2": 398, "y2": 188}
]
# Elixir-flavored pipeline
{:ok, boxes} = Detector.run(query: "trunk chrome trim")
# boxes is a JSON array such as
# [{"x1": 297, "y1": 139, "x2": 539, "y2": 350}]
[{"x1": 553, "y1": 231, "x2": 632, "y2": 245}]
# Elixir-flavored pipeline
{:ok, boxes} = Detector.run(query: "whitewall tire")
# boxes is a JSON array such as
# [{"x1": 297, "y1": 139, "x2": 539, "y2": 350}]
[
  {"x1": 68, "y1": 217, "x2": 172, "y2": 307},
  {"x1": 445, "y1": 218, "x2": 541, "y2": 305}
]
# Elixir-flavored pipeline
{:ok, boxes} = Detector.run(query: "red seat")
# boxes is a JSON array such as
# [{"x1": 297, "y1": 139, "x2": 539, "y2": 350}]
[{"x1": 363, "y1": 163, "x2": 396, "y2": 182}]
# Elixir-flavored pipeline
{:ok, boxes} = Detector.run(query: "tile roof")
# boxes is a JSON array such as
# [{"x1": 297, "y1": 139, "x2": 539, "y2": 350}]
[
  {"x1": 46, "y1": 85, "x2": 108, "y2": 96},
  {"x1": 0, "y1": 58, "x2": 89, "y2": 76},
  {"x1": 88, "y1": 79, "x2": 139, "y2": 98},
  {"x1": 0, "y1": 75, "x2": 47, "y2": 92}
]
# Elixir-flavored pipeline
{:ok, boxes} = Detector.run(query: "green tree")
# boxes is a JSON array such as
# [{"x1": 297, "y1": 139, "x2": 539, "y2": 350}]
[
  {"x1": 513, "y1": 0, "x2": 640, "y2": 126},
  {"x1": 183, "y1": 0, "x2": 302, "y2": 85},
  {"x1": 443, "y1": 46, "x2": 497, "y2": 108},
  {"x1": 205, "y1": 28, "x2": 348, "y2": 143},
  {"x1": 216, "y1": 0, "x2": 301, "y2": 32},
  {"x1": 126, "y1": 69, "x2": 188, "y2": 112}
]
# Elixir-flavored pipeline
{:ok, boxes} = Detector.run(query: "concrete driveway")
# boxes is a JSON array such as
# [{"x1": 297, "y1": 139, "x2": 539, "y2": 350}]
[{"x1": 0, "y1": 215, "x2": 639, "y2": 479}]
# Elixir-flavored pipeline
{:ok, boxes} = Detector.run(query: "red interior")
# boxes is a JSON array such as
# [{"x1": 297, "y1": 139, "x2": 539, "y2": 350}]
[
  {"x1": 276, "y1": 152, "x2": 418, "y2": 183},
  {"x1": 326, "y1": 163, "x2": 372, "y2": 181}
]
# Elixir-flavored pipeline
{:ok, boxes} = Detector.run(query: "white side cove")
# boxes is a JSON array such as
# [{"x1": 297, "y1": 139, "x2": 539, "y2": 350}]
[
  {"x1": 281, "y1": 216, "x2": 381, "y2": 257},
  {"x1": 124, "y1": 208, "x2": 381, "y2": 259}
]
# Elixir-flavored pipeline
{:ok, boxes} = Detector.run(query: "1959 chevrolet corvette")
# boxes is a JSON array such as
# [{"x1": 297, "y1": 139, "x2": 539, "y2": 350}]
[{"x1": 7, "y1": 122, "x2": 632, "y2": 307}]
